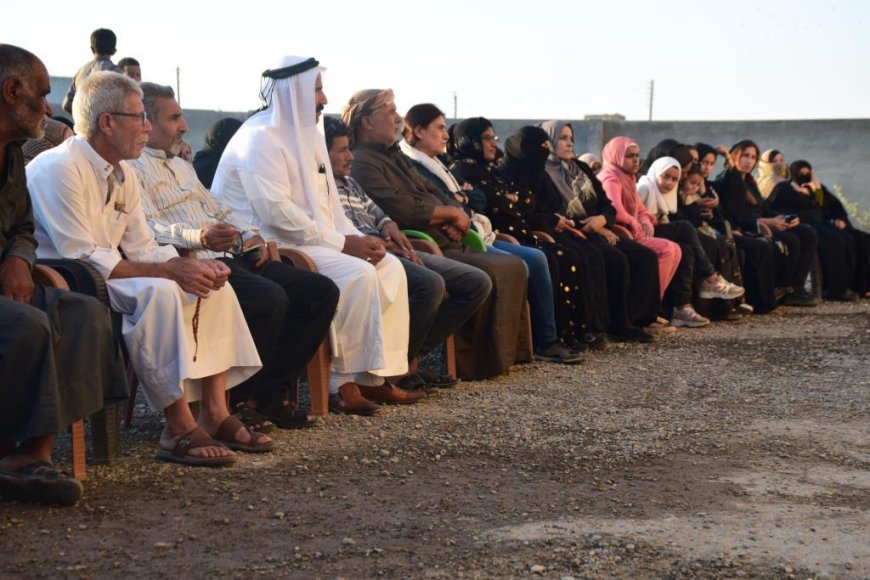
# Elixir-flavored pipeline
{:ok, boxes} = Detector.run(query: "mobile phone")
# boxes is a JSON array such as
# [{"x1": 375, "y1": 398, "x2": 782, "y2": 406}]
[
  {"x1": 784, "y1": 214, "x2": 798, "y2": 223},
  {"x1": 240, "y1": 244, "x2": 262, "y2": 263}
]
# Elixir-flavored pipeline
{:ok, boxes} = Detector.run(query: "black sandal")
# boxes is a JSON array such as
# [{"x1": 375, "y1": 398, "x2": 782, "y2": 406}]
[
  {"x1": 259, "y1": 402, "x2": 315, "y2": 430},
  {"x1": 231, "y1": 402, "x2": 275, "y2": 433},
  {"x1": 0, "y1": 461, "x2": 83, "y2": 506}
]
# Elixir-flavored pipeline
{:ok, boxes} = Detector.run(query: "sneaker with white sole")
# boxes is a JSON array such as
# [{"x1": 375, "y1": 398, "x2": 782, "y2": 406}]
[
  {"x1": 671, "y1": 306, "x2": 710, "y2": 328},
  {"x1": 698, "y1": 274, "x2": 745, "y2": 300}
]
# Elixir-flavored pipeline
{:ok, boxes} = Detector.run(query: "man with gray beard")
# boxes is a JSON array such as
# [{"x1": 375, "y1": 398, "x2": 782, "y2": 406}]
[{"x1": 0, "y1": 45, "x2": 127, "y2": 506}]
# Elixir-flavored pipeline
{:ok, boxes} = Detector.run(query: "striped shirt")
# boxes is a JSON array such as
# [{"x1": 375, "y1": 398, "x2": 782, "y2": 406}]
[
  {"x1": 130, "y1": 147, "x2": 259, "y2": 259},
  {"x1": 335, "y1": 175, "x2": 392, "y2": 237}
]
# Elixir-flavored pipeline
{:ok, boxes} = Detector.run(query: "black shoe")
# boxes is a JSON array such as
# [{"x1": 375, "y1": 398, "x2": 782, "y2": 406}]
[
  {"x1": 397, "y1": 373, "x2": 426, "y2": 391},
  {"x1": 582, "y1": 332, "x2": 608, "y2": 351},
  {"x1": 829, "y1": 289, "x2": 859, "y2": 302},
  {"x1": 418, "y1": 368, "x2": 460, "y2": 388},
  {"x1": 0, "y1": 461, "x2": 83, "y2": 506},
  {"x1": 608, "y1": 327, "x2": 654, "y2": 343},
  {"x1": 785, "y1": 289, "x2": 819, "y2": 307},
  {"x1": 535, "y1": 341, "x2": 584, "y2": 364},
  {"x1": 257, "y1": 401, "x2": 315, "y2": 430}
]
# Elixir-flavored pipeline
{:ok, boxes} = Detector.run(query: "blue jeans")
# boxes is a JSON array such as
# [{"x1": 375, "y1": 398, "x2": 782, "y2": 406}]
[{"x1": 490, "y1": 241, "x2": 557, "y2": 347}]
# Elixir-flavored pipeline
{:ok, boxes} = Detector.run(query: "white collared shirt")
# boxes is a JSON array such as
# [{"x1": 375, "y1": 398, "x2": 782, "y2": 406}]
[{"x1": 26, "y1": 136, "x2": 177, "y2": 279}]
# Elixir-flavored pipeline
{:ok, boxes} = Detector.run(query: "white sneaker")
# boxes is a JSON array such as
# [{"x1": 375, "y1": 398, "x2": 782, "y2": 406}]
[
  {"x1": 671, "y1": 307, "x2": 710, "y2": 328},
  {"x1": 699, "y1": 274, "x2": 745, "y2": 300}
]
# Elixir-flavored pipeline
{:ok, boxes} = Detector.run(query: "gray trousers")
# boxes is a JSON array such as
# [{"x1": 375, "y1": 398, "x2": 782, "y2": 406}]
[
  {"x1": 401, "y1": 252, "x2": 491, "y2": 361},
  {"x1": 0, "y1": 286, "x2": 127, "y2": 442}
]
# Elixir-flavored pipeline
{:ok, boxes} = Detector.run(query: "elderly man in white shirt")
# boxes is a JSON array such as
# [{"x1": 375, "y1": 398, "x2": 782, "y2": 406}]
[
  {"x1": 212, "y1": 56, "x2": 421, "y2": 415},
  {"x1": 27, "y1": 71, "x2": 271, "y2": 466}
]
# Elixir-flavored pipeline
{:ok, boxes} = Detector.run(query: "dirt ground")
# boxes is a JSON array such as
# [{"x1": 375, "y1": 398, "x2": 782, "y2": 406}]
[{"x1": 1, "y1": 301, "x2": 868, "y2": 579}]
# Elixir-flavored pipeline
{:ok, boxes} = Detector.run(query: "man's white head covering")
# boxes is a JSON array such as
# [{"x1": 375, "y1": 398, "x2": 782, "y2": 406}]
[{"x1": 217, "y1": 55, "x2": 354, "y2": 239}]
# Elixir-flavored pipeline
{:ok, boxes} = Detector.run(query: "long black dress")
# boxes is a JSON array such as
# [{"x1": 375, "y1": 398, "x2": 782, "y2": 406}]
[
  {"x1": 768, "y1": 180, "x2": 867, "y2": 298},
  {"x1": 499, "y1": 127, "x2": 612, "y2": 336},
  {"x1": 714, "y1": 168, "x2": 819, "y2": 310}
]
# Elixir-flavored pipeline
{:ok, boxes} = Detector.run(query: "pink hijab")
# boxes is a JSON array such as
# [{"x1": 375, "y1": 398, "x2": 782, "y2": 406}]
[{"x1": 598, "y1": 136, "x2": 648, "y2": 227}]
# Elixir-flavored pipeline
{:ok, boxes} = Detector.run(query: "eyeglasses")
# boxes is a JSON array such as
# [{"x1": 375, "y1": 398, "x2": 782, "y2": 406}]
[
  {"x1": 482, "y1": 134, "x2": 499, "y2": 143},
  {"x1": 109, "y1": 111, "x2": 148, "y2": 125}
]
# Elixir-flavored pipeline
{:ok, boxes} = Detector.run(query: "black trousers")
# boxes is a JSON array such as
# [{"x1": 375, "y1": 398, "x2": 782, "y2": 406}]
[
  {"x1": 221, "y1": 258, "x2": 339, "y2": 407},
  {"x1": 656, "y1": 221, "x2": 717, "y2": 307},
  {"x1": 734, "y1": 234, "x2": 777, "y2": 313},
  {"x1": 611, "y1": 237, "x2": 661, "y2": 327},
  {"x1": 812, "y1": 222, "x2": 855, "y2": 298},
  {"x1": 772, "y1": 224, "x2": 818, "y2": 290},
  {"x1": 849, "y1": 228, "x2": 870, "y2": 295}
]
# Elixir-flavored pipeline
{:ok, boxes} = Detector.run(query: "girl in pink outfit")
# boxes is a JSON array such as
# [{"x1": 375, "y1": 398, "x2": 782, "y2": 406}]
[{"x1": 598, "y1": 137, "x2": 681, "y2": 301}]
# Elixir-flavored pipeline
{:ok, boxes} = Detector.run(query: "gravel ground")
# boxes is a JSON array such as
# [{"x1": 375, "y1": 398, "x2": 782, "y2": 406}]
[{"x1": 1, "y1": 300, "x2": 868, "y2": 579}]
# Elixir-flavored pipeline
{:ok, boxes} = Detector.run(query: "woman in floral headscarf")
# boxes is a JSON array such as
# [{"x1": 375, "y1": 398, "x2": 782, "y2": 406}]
[{"x1": 756, "y1": 149, "x2": 789, "y2": 199}]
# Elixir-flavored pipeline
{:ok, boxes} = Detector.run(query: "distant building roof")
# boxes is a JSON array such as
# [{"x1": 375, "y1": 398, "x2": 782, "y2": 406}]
[{"x1": 584, "y1": 113, "x2": 626, "y2": 121}]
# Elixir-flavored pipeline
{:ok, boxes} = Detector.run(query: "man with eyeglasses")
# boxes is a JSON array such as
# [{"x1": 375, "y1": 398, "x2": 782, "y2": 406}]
[
  {"x1": 27, "y1": 71, "x2": 274, "y2": 467},
  {"x1": 129, "y1": 82, "x2": 339, "y2": 430}
]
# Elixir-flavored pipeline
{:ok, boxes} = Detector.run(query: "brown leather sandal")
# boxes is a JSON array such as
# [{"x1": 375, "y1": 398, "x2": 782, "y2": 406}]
[
  {"x1": 155, "y1": 426, "x2": 236, "y2": 467},
  {"x1": 213, "y1": 416, "x2": 274, "y2": 453}
]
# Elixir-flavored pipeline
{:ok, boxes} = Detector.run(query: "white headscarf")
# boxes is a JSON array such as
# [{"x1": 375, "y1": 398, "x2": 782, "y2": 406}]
[
  {"x1": 217, "y1": 55, "x2": 359, "y2": 242},
  {"x1": 398, "y1": 138, "x2": 462, "y2": 194},
  {"x1": 637, "y1": 156, "x2": 680, "y2": 223}
]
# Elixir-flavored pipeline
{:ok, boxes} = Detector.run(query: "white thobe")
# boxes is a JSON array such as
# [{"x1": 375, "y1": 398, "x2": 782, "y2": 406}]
[
  {"x1": 26, "y1": 137, "x2": 261, "y2": 411},
  {"x1": 213, "y1": 140, "x2": 409, "y2": 389}
]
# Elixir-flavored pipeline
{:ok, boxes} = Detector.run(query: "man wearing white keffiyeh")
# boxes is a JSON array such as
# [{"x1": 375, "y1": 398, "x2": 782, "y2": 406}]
[{"x1": 212, "y1": 56, "x2": 422, "y2": 415}]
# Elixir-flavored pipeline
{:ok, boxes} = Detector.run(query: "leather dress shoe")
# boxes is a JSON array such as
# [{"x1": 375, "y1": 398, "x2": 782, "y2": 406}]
[
  {"x1": 328, "y1": 383, "x2": 379, "y2": 416},
  {"x1": 358, "y1": 383, "x2": 425, "y2": 405}
]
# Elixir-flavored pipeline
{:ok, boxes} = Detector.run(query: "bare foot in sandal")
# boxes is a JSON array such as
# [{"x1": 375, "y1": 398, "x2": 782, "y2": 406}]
[
  {"x1": 206, "y1": 416, "x2": 274, "y2": 453},
  {"x1": 157, "y1": 426, "x2": 237, "y2": 467}
]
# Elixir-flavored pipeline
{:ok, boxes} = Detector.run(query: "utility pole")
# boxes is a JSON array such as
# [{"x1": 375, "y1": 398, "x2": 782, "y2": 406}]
[
  {"x1": 453, "y1": 91, "x2": 458, "y2": 120},
  {"x1": 176, "y1": 67, "x2": 181, "y2": 106},
  {"x1": 647, "y1": 79, "x2": 654, "y2": 122}
]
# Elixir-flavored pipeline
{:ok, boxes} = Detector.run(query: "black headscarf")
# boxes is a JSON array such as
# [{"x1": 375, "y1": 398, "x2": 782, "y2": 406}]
[
  {"x1": 640, "y1": 138, "x2": 679, "y2": 174},
  {"x1": 694, "y1": 142, "x2": 717, "y2": 161},
  {"x1": 670, "y1": 144, "x2": 695, "y2": 170},
  {"x1": 501, "y1": 126, "x2": 551, "y2": 184},
  {"x1": 193, "y1": 117, "x2": 243, "y2": 188},
  {"x1": 500, "y1": 126, "x2": 566, "y2": 214},
  {"x1": 789, "y1": 159, "x2": 812, "y2": 180},
  {"x1": 451, "y1": 117, "x2": 493, "y2": 165}
]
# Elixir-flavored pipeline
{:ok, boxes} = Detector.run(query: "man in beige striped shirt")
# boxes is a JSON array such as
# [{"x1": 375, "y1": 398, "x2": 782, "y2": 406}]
[{"x1": 130, "y1": 83, "x2": 340, "y2": 428}]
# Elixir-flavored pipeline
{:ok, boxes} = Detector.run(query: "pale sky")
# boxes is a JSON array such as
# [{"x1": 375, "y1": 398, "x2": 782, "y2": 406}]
[{"x1": 3, "y1": 0, "x2": 867, "y2": 120}]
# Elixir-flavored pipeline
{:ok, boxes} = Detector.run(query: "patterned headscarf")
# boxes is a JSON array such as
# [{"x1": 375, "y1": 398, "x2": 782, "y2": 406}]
[
  {"x1": 340, "y1": 88, "x2": 395, "y2": 148},
  {"x1": 756, "y1": 149, "x2": 789, "y2": 199}
]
